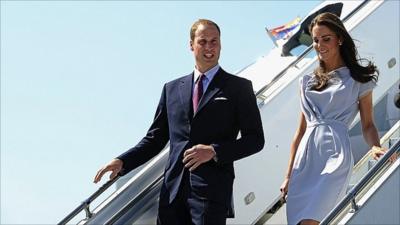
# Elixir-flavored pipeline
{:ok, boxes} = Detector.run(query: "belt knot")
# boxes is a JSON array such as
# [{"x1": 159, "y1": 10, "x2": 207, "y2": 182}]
[{"x1": 307, "y1": 119, "x2": 346, "y2": 128}]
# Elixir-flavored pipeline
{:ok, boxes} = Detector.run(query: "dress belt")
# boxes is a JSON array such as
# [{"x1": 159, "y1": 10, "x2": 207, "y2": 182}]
[{"x1": 307, "y1": 119, "x2": 347, "y2": 128}]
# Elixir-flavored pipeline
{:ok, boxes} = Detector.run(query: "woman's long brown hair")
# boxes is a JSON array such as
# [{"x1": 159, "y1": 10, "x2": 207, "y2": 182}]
[{"x1": 309, "y1": 12, "x2": 378, "y2": 90}]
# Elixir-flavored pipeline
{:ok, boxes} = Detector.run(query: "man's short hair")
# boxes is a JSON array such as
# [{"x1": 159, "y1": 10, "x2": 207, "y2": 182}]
[{"x1": 190, "y1": 19, "x2": 221, "y2": 41}]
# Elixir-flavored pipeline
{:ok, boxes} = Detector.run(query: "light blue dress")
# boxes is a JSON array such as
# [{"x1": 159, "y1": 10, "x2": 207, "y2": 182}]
[{"x1": 286, "y1": 67, "x2": 376, "y2": 225}]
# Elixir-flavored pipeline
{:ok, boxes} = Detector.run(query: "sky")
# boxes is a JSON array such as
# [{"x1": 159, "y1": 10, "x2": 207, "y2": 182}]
[{"x1": 1, "y1": 1, "x2": 321, "y2": 224}]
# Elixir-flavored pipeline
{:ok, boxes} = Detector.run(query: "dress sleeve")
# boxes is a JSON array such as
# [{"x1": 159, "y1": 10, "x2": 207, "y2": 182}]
[
  {"x1": 299, "y1": 73, "x2": 311, "y2": 91},
  {"x1": 299, "y1": 76, "x2": 304, "y2": 90},
  {"x1": 358, "y1": 80, "x2": 377, "y2": 99}
]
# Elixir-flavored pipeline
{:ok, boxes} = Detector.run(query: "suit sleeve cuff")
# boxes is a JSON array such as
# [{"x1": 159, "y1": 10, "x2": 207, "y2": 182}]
[{"x1": 211, "y1": 144, "x2": 219, "y2": 162}]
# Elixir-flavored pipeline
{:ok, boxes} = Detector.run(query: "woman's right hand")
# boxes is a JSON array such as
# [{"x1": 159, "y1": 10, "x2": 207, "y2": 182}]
[{"x1": 280, "y1": 177, "x2": 290, "y2": 200}]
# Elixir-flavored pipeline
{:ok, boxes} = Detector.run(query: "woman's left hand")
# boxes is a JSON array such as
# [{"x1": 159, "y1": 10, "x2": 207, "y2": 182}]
[{"x1": 371, "y1": 145, "x2": 398, "y2": 162}]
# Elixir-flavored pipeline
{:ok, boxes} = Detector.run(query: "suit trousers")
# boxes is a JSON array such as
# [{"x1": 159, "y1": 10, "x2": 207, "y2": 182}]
[{"x1": 157, "y1": 170, "x2": 227, "y2": 225}]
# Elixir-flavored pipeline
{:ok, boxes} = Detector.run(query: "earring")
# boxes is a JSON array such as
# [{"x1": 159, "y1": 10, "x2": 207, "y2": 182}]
[{"x1": 339, "y1": 41, "x2": 342, "y2": 46}]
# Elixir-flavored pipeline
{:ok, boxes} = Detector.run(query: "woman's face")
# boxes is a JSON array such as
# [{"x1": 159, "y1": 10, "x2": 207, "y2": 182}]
[{"x1": 312, "y1": 24, "x2": 343, "y2": 66}]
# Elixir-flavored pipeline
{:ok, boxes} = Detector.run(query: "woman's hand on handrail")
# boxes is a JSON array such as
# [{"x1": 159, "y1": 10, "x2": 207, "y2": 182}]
[{"x1": 371, "y1": 145, "x2": 398, "y2": 163}]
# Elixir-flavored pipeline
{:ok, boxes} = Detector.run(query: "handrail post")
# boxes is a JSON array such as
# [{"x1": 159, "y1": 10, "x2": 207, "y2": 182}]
[
  {"x1": 83, "y1": 200, "x2": 93, "y2": 220},
  {"x1": 350, "y1": 198, "x2": 359, "y2": 213}
]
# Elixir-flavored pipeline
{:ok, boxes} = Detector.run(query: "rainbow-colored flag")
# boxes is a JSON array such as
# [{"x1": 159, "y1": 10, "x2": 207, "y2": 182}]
[{"x1": 267, "y1": 17, "x2": 301, "y2": 45}]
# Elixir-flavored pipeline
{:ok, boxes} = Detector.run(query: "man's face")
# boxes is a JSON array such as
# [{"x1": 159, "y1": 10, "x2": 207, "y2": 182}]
[{"x1": 190, "y1": 24, "x2": 221, "y2": 73}]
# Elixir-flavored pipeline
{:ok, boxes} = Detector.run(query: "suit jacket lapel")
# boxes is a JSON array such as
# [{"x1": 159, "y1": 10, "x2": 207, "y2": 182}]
[
  {"x1": 194, "y1": 68, "x2": 228, "y2": 117},
  {"x1": 178, "y1": 73, "x2": 194, "y2": 119}
]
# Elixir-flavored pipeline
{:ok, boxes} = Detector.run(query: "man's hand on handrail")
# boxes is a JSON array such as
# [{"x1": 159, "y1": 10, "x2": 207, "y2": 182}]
[{"x1": 94, "y1": 158, "x2": 123, "y2": 183}]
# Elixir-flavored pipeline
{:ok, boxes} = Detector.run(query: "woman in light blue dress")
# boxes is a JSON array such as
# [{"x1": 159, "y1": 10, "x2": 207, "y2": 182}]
[{"x1": 280, "y1": 12, "x2": 388, "y2": 225}]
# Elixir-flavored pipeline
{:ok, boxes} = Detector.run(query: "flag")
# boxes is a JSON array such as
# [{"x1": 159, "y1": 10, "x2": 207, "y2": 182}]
[{"x1": 267, "y1": 17, "x2": 301, "y2": 46}]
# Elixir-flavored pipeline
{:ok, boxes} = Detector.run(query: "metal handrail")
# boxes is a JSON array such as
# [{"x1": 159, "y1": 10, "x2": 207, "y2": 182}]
[
  {"x1": 58, "y1": 175, "x2": 120, "y2": 225},
  {"x1": 103, "y1": 175, "x2": 164, "y2": 225},
  {"x1": 255, "y1": 43, "x2": 313, "y2": 98},
  {"x1": 253, "y1": 196, "x2": 285, "y2": 225},
  {"x1": 320, "y1": 138, "x2": 400, "y2": 225}
]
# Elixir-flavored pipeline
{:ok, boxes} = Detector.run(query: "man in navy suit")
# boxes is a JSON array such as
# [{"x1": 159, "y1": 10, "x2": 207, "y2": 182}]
[{"x1": 94, "y1": 19, "x2": 264, "y2": 225}]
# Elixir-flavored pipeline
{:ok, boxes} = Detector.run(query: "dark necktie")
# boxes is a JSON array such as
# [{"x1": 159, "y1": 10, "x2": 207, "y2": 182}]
[{"x1": 193, "y1": 74, "x2": 205, "y2": 113}]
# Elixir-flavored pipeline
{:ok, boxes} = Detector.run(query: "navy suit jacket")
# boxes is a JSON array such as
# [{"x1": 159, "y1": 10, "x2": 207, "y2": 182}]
[{"x1": 117, "y1": 68, "x2": 264, "y2": 215}]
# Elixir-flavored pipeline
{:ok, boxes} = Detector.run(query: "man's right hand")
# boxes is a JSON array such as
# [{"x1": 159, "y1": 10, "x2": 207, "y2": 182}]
[{"x1": 94, "y1": 158, "x2": 123, "y2": 183}]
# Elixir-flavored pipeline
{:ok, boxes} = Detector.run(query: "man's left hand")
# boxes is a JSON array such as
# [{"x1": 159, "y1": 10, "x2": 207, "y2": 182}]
[{"x1": 183, "y1": 144, "x2": 216, "y2": 171}]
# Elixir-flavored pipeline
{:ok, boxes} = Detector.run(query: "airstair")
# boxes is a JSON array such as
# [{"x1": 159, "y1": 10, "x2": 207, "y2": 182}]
[{"x1": 59, "y1": 0, "x2": 399, "y2": 224}]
